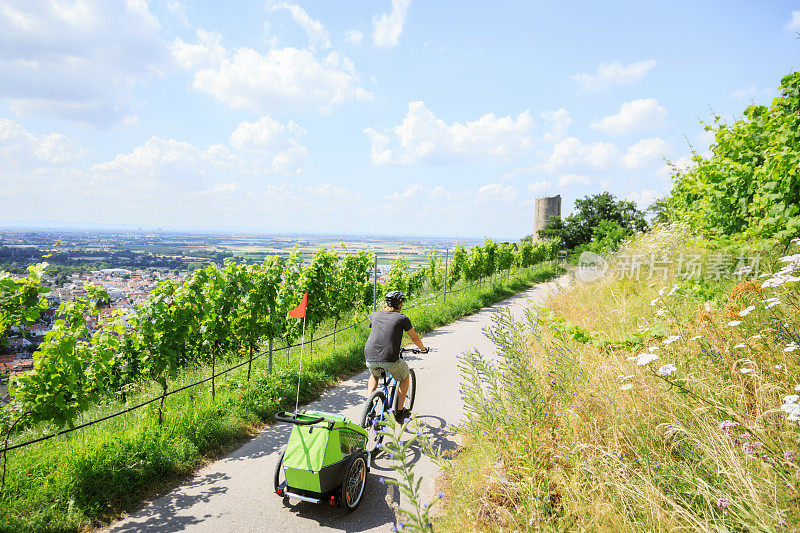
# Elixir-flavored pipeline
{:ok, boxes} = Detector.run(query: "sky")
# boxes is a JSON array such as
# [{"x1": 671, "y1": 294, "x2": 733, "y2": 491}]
[{"x1": 1, "y1": 1, "x2": 799, "y2": 240}]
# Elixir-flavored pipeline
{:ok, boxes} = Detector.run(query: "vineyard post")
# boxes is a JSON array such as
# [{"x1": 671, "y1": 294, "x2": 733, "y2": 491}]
[
  {"x1": 443, "y1": 249, "x2": 448, "y2": 303},
  {"x1": 268, "y1": 337, "x2": 273, "y2": 373},
  {"x1": 372, "y1": 253, "x2": 378, "y2": 312}
]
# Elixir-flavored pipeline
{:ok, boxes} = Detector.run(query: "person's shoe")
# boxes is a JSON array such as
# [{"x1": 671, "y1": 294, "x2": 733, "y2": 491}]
[{"x1": 395, "y1": 408, "x2": 412, "y2": 423}]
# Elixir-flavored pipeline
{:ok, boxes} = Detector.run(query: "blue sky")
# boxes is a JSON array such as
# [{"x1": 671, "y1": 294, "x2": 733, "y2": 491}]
[{"x1": 1, "y1": 1, "x2": 798, "y2": 239}]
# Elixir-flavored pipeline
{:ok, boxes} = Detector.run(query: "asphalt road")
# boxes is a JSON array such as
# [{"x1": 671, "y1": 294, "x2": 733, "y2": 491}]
[{"x1": 103, "y1": 277, "x2": 567, "y2": 533}]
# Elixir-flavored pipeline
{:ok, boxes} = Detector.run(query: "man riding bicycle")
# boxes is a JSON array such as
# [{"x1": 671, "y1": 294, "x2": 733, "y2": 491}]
[{"x1": 364, "y1": 290, "x2": 427, "y2": 423}]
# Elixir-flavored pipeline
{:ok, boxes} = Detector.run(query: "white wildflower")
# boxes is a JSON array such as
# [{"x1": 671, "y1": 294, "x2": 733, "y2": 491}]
[
  {"x1": 663, "y1": 335, "x2": 681, "y2": 345},
  {"x1": 620, "y1": 383, "x2": 633, "y2": 391},
  {"x1": 636, "y1": 353, "x2": 659, "y2": 366},
  {"x1": 766, "y1": 301, "x2": 781, "y2": 309},
  {"x1": 626, "y1": 355, "x2": 638, "y2": 361},
  {"x1": 689, "y1": 335, "x2": 702, "y2": 341},
  {"x1": 667, "y1": 285, "x2": 679, "y2": 296},
  {"x1": 733, "y1": 343, "x2": 746, "y2": 349},
  {"x1": 788, "y1": 413, "x2": 800, "y2": 422},
  {"x1": 728, "y1": 320, "x2": 742, "y2": 327},
  {"x1": 750, "y1": 334, "x2": 764, "y2": 340},
  {"x1": 658, "y1": 287, "x2": 666, "y2": 296},
  {"x1": 738, "y1": 305, "x2": 756, "y2": 317},
  {"x1": 783, "y1": 395, "x2": 799, "y2": 404},
  {"x1": 785, "y1": 343, "x2": 799, "y2": 353},
  {"x1": 658, "y1": 364, "x2": 678, "y2": 376},
  {"x1": 620, "y1": 375, "x2": 635, "y2": 381},
  {"x1": 656, "y1": 308, "x2": 667, "y2": 317},
  {"x1": 779, "y1": 254, "x2": 800, "y2": 264},
  {"x1": 796, "y1": 384, "x2": 800, "y2": 393},
  {"x1": 763, "y1": 297, "x2": 780, "y2": 303},
  {"x1": 648, "y1": 346, "x2": 661, "y2": 352},
  {"x1": 704, "y1": 301, "x2": 714, "y2": 312},
  {"x1": 740, "y1": 368, "x2": 754, "y2": 374},
  {"x1": 776, "y1": 364, "x2": 783, "y2": 369},
  {"x1": 650, "y1": 298, "x2": 659, "y2": 306},
  {"x1": 781, "y1": 403, "x2": 800, "y2": 414}
]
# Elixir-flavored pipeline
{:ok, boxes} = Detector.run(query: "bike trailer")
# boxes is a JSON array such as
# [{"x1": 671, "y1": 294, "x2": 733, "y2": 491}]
[{"x1": 273, "y1": 410, "x2": 370, "y2": 511}]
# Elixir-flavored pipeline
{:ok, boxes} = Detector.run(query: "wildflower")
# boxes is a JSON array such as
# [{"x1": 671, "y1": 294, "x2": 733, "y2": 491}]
[
  {"x1": 781, "y1": 403, "x2": 800, "y2": 415},
  {"x1": 689, "y1": 335, "x2": 702, "y2": 341},
  {"x1": 796, "y1": 384, "x2": 800, "y2": 393},
  {"x1": 738, "y1": 305, "x2": 756, "y2": 317},
  {"x1": 650, "y1": 298, "x2": 659, "y2": 306},
  {"x1": 740, "y1": 368, "x2": 754, "y2": 374},
  {"x1": 776, "y1": 364, "x2": 783, "y2": 369},
  {"x1": 785, "y1": 451, "x2": 796, "y2": 462},
  {"x1": 733, "y1": 343, "x2": 746, "y2": 349},
  {"x1": 717, "y1": 497, "x2": 730, "y2": 516},
  {"x1": 765, "y1": 300, "x2": 781, "y2": 309},
  {"x1": 626, "y1": 355, "x2": 638, "y2": 361},
  {"x1": 728, "y1": 320, "x2": 742, "y2": 327},
  {"x1": 438, "y1": 491, "x2": 445, "y2": 498},
  {"x1": 742, "y1": 442, "x2": 756, "y2": 455},
  {"x1": 620, "y1": 375, "x2": 635, "y2": 381},
  {"x1": 793, "y1": 413, "x2": 800, "y2": 422},
  {"x1": 720, "y1": 420, "x2": 739, "y2": 432},
  {"x1": 784, "y1": 395, "x2": 799, "y2": 404},
  {"x1": 658, "y1": 287, "x2": 666, "y2": 296},
  {"x1": 636, "y1": 353, "x2": 659, "y2": 366},
  {"x1": 620, "y1": 383, "x2": 633, "y2": 390},
  {"x1": 656, "y1": 308, "x2": 666, "y2": 317},
  {"x1": 663, "y1": 335, "x2": 681, "y2": 345},
  {"x1": 648, "y1": 346, "x2": 661, "y2": 352},
  {"x1": 658, "y1": 364, "x2": 677, "y2": 376},
  {"x1": 379, "y1": 477, "x2": 385, "y2": 483},
  {"x1": 785, "y1": 343, "x2": 799, "y2": 353},
  {"x1": 667, "y1": 284, "x2": 679, "y2": 296},
  {"x1": 751, "y1": 334, "x2": 764, "y2": 339}
]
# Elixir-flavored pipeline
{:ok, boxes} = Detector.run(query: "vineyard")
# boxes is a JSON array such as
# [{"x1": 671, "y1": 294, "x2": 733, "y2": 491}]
[{"x1": 0, "y1": 238, "x2": 559, "y2": 531}]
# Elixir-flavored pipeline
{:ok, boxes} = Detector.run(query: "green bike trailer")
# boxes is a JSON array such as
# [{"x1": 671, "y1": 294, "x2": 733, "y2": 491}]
[{"x1": 273, "y1": 410, "x2": 370, "y2": 511}]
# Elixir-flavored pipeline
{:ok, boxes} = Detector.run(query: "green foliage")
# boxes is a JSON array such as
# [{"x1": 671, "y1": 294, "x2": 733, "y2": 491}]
[
  {"x1": 539, "y1": 192, "x2": 647, "y2": 249},
  {"x1": 668, "y1": 72, "x2": 800, "y2": 242},
  {"x1": 385, "y1": 255, "x2": 410, "y2": 295},
  {"x1": 426, "y1": 251, "x2": 443, "y2": 291},
  {"x1": 482, "y1": 239, "x2": 498, "y2": 277},
  {"x1": 450, "y1": 244, "x2": 467, "y2": 285},
  {"x1": 0, "y1": 264, "x2": 50, "y2": 346}
]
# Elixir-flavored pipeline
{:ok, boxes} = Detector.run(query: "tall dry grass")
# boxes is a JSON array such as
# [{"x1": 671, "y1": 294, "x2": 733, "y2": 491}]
[{"x1": 437, "y1": 227, "x2": 800, "y2": 531}]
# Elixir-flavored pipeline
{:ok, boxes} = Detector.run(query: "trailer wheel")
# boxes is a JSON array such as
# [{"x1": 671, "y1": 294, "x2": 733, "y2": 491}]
[
  {"x1": 274, "y1": 449, "x2": 287, "y2": 497},
  {"x1": 339, "y1": 454, "x2": 367, "y2": 511}
]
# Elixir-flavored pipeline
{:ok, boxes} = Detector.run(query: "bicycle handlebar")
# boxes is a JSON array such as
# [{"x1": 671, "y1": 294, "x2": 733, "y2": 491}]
[
  {"x1": 274, "y1": 411, "x2": 326, "y2": 426},
  {"x1": 400, "y1": 347, "x2": 431, "y2": 354}
]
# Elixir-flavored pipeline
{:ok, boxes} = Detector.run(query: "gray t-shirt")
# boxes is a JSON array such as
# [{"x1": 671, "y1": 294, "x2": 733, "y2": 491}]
[{"x1": 364, "y1": 310, "x2": 413, "y2": 363}]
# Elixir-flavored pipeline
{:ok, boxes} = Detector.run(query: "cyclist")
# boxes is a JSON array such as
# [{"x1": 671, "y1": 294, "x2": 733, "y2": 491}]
[{"x1": 364, "y1": 290, "x2": 427, "y2": 422}]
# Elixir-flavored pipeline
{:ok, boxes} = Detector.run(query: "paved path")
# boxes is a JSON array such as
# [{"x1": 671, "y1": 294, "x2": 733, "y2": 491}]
[{"x1": 103, "y1": 277, "x2": 567, "y2": 533}]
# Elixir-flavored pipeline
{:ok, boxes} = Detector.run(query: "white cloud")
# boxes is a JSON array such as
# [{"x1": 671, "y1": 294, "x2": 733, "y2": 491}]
[
  {"x1": 590, "y1": 98, "x2": 668, "y2": 135},
  {"x1": 372, "y1": 0, "x2": 411, "y2": 48},
  {"x1": 476, "y1": 184, "x2": 517, "y2": 204},
  {"x1": 785, "y1": 11, "x2": 800, "y2": 31},
  {"x1": 572, "y1": 60, "x2": 656, "y2": 92},
  {"x1": 0, "y1": 0, "x2": 167, "y2": 126},
  {"x1": 273, "y1": 2, "x2": 331, "y2": 50},
  {"x1": 0, "y1": 118, "x2": 84, "y2": 166},
  {"x1": 365, "y1": 101, "x2": 533, "y2": 165},
  {"x1": 94, "y1": 115, "x2": 308, "y2": 183},
  {"x1": 526, "y1": 181, "x2": 547, "y2": 195},
  {"x1": 172, "y1": 31, "x2": 370, "y2": 113},
  {"x1": 346, "y1": 30, "x2": 364, "y2": 44},
  {"x1": 729, "y1": 86, "x2": 775, "y2": 102},
  {"x1": 655, "y1": 155, "x2": 696, "y2": 181},
  {"x1": 626, "y1": 189, "x2": 663, "y2": 208},
  {"x1": 622, "y1": 137, "x2": 671, "y2": 169},
  {"x1": 539, "y1": 109, "x2": 572, "y2": 144},
  {"x1": 538, "y1": 137, "x2": 619, "y2": 172},
  {"x1": 557, "y1": 174, "x2": 591, "y2": 188}
]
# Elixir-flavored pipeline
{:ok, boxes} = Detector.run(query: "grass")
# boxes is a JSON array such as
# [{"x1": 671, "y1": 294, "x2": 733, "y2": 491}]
[
  {"x1": 435, "y1": 225, "x2": 800, "y2": 532},
  {"x1": 0, "y1": 262, "x2": 562, "y2": 532}
]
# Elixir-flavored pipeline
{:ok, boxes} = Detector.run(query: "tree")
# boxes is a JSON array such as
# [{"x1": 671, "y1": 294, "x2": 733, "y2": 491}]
[
  {"x1": 331, "y1": 250, "x2": 372, "y2": 349},
  {"x1": 482, "y1": 239, "x2": 498, "y2": 278},
  {"x1": 539, "y1": 192, "x2": 648, "y2": 249},
  {"x1": 668, "y1": 72, "x2": 800, "y2": 242},
  {"x1": 385, "y1": 256, "x2": 410, "y2": 295}
]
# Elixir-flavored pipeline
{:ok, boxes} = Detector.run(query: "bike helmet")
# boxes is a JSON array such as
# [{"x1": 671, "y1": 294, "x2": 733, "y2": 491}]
[{"x1": 385, "y1": 290, "x2": 406, "y2": 308}]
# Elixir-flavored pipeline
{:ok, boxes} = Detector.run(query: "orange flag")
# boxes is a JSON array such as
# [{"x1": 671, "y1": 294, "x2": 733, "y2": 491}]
[{"x1": 288, "y1": 293, "x2": 308, "y2": 318}]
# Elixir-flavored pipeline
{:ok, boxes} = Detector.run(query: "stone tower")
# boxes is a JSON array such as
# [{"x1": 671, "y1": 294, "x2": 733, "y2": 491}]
[{"x1": 533, "y1": 195, "x2": 561, "y2": 242}]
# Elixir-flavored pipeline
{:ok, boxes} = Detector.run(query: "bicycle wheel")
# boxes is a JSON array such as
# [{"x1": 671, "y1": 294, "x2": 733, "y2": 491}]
[
  {"x1": 392, "y1": 368, "x2": 416, "y2": 413},
  {"x1": 359, "y1": 390, "x2": 386, "y2": 452}
]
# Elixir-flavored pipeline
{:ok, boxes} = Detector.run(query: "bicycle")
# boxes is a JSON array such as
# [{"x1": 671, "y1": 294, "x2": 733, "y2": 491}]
[{"x1": 359, "y1": 347, "x2": 427, "y2": 453}]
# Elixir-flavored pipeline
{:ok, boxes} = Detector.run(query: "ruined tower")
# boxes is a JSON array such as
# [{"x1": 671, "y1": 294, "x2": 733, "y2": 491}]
[{"x1": 533, "y1": 195, "x2": 561, "y2": 242}]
